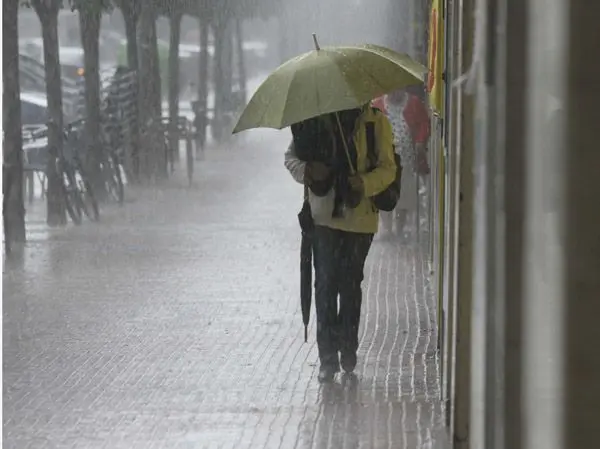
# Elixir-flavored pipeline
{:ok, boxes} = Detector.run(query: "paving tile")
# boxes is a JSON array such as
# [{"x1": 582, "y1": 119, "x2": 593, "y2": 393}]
[{"x1": 3, "y1": 130, "x2": 448, "y2": 448}]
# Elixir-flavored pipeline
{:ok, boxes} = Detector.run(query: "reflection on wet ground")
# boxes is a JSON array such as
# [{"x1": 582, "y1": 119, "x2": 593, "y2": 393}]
[
  {"x1": 300, "y1": 375, "x2": 444, "y2": 449},
  {"x1": 3, "y1": 131, "x2": 448, "y2": 448}
]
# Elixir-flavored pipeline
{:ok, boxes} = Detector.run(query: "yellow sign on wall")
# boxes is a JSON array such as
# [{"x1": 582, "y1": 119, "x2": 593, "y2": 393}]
[{"x1": 428, "y1": 0, "x2": 444, "y2": 116}]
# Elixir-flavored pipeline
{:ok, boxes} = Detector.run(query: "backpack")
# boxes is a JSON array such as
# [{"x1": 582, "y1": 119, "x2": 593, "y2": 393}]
[{"x1": 365, "y1": 112, "x2": 403, "y2": 212}]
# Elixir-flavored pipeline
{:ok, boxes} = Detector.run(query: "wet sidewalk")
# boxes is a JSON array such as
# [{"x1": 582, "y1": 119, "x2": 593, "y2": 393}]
[{"x1": 3, "y1": 131, "x2": 447, "y2": 449}]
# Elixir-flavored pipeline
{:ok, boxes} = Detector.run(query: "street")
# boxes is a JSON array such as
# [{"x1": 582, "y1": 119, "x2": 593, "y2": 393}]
[{"x1": 3, "y1": 130, "x2": 446, "y2": 449}]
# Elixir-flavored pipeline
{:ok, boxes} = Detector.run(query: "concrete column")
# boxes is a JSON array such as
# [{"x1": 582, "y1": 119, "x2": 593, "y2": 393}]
[
  {"x1": 441, "y1": 0, "x2": 461, "y2": 416},
  {"x1": 560, "y1": 1, "x2": 600, "y2": 447},
  {"x1": 450, "y1": 0, "x2": 476, "y2": 446},
  {"x1": 500, "y1": 0, "x2": 529, "y2": 448},
  {"x1": 522, "y1": 1, "x2": 566, "y2": 448},
  {"x1": 477, "y1": 1, "x2": 529, "y2": 448},
  {"x1": 470, "y1": 0, "x2": 501, "y2": 446},
  {"x1": 523, "y1": 0, "x2": 600, "y2": 448}
]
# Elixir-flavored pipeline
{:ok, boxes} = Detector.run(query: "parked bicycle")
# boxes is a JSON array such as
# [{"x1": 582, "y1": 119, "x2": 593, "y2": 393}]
[
  {"x1": 59, "y1": 122, "x2": 100, "y2": 224},
  {"x1": 29, "y1": 121, "x2": 99, "y2": 225},
  {"x1": 100, "y1": 117, "x2": 125, "y2": 205}
]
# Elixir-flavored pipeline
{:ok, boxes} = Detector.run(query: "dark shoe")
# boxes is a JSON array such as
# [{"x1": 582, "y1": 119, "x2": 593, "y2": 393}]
[
  {"x1": 340, "y1": 351, "x2": 357, "y2": 373},
  {"x1": 318, "y1": 365, "x2": 339, "y2": 383}
]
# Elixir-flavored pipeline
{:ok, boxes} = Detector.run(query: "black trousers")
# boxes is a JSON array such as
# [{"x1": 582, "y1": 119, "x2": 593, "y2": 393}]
[{"x1": 312, "y1": 225, "x2": 374, "y2": 369}]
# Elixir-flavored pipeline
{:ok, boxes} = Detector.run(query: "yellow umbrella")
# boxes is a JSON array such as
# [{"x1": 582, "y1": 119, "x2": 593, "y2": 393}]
[{"x1": 233, "y1": 37, "x2": 427, "y2": 134}]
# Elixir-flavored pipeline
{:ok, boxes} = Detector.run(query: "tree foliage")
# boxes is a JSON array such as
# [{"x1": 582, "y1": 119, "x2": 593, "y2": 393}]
[
  {"x1": 20, "y1": 0, "x2": 280, "y2": 19},
  {"x1": 149, "y1": 0, "x2": 280, "y2": 20},
  {"x1": 74, "y1": 0, "x2": 106, "y2": 193},
  {"x1": 68, "y1": 0, "x2": 113, "y2": 13}
]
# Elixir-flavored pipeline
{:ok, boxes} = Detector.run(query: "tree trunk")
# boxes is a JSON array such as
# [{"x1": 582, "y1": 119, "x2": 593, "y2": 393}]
[
  {"x1": 3, "y1": 0, "x2": 26, "y2": 246},
  {"x1": 222, "y1": 20, "x2": 233, "y2": 110},
  {"x1": 234, "y1": 17, "x2": 247, "y2": 104},
  {"x1": 149, "y1": 11, "x2": 164, "y2": 178},
  {"x1": 168, "y1": 11, "x2": 182, "y2": 163},
  {"x1": 212, "y1": 17, "x2": 225, "y2": 142},
  {"x1": 121, "y1": 1, "x2": 140, "y2": 180},
  {"x1": 196, "y1": 16, "x2": 210, "y2": 151},
  {"x1": 137, "y1": 5, "x2": 163, "y2": 180},
  {"x1": 34, "y1": 2, "x2": 66, "y2": 226},
  {"x1": 123, "y1": 11, "x2": 138, "y2": 69},
  {"x1": 150, "y1": 22, "x2": 162, "y2": 117},
  {"x1": 79, "y1": 8, "x2": 104, "y2": 196}
]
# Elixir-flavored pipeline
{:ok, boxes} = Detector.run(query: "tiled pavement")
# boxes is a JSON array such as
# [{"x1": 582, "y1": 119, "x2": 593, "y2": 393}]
[{"x1": 3, "y1": 130, "x2": 447, "y2": 448}]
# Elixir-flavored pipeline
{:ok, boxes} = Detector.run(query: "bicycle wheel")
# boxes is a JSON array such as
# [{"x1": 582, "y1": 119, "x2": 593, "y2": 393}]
[
  {"x1": 104, "y1": 153, "x2": 124, "y2": 205},
  {"x1": 61, "y1": 168, "x2": 82, "y2": 225},
  {"x1": 77, "y1": 171, "x2": 99, "y2": 221}
]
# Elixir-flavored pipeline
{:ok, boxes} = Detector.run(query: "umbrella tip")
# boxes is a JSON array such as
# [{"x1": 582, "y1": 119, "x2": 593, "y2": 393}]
[
  {"x1": 304, "y1": 325, "x2": 308, "y2": 342},
  {"x1": 312, "y1": 33, "x2": 320, "y2": 51}
]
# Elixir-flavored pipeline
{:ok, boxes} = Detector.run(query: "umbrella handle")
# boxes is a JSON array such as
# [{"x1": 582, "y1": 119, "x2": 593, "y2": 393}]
[{"x1": 334, "y1": 112, "x2": 356, "y2": 175}]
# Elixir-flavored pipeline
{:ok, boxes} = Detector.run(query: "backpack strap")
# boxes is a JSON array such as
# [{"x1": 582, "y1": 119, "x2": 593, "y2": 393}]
[{"x1": 365, "y1": 121, "x2": 377, "y2": 169}]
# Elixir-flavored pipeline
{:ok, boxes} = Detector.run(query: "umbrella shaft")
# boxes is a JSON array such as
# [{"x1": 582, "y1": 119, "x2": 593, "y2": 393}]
[{"x1": 334, "y1": 112, "x2": 356, "y2": 175}]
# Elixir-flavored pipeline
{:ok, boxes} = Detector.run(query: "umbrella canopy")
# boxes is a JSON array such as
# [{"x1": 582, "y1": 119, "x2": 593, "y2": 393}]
[{"x1": 233, "y1": 43, "x2": 427, "y2": 133}]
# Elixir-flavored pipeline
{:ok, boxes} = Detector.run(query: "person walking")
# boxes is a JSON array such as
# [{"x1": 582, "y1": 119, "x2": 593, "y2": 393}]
[
  {"x1": 284, "y1": 106, "x2": 396, "y2": 382},
  {"x1": 379, "y1": 87, "x2": 430, "y2": 238}
]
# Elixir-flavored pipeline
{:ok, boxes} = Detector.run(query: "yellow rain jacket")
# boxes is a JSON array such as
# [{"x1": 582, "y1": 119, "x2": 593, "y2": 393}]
[{"x1": 284, "y1": 108, "x2": 396, "y2": 234}]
